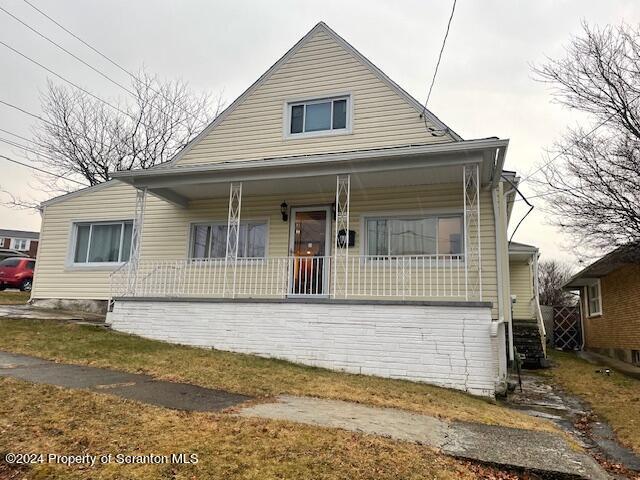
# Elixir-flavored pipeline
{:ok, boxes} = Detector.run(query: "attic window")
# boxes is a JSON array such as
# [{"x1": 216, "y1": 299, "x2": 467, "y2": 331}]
[{"x1": 287, "y1": 96, "x2": 350, "y2": 137}]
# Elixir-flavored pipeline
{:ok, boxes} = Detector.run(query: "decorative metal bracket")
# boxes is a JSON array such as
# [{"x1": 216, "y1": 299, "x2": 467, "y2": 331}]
[
  {"x1": 463, "y1": 164, "x2": 482, "y2": 300},
  {"x1": 333, "y1": 174, "x2": 351, "y2": 298},
  {"x1": 224, "y1": 182, "x2": 242, "y2": 297}
]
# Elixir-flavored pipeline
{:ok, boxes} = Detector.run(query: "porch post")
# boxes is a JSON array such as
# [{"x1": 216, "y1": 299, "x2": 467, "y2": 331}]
[
  {"x1": 128, "y1": 187, "x2": 147, "y2": 296},
  {"x1": 224, "y1": 182, "x2": 242, "y2": 298},
  {"x1": 463, "y1": 164, "x2": 482, "y2": 300},
  {"x1": 333, "y1": 174, "x2": 350, "y2": 299}
]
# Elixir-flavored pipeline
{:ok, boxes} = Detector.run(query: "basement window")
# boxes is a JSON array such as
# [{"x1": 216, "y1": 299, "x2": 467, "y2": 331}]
[{"x1": 286, "y1": 96, "x2": 350, "y2": 137}]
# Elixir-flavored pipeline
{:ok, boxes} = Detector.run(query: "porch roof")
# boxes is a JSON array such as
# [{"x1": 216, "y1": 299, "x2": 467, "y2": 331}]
[{"x1": 111, "y1": 138, "x2": 508, "y2": 207}]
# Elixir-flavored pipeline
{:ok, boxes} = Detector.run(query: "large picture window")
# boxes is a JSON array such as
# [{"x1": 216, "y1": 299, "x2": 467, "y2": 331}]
[
  {"x1": 190, "y1": 221, "x2": 267, "y2": 259},
  {"x1": 73, "y1": 221, "x2": 133, "y2": 264},
  {"x1": 365, "y1": 215, "x2": 463, "y2": 256},
  {"x1": 287, "y1": 96, "x2": 350, "y2": 136}
]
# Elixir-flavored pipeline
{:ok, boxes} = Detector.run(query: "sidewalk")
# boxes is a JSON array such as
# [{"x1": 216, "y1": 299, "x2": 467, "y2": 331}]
[
  {"x1": 0, "y1": 351, "x2": 250, "y2": 411},
  {"x1": 0, "y1": 350, "x2": 608, "y2": 480}
]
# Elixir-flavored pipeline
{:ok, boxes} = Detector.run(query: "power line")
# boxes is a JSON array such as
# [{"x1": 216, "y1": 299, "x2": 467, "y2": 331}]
[
  {"x1": 20, "y1": 0, "x2": 209, "y2": 125},
  {"x1": 424, "y1": 0, "x2": 457, "y2": 110},
  {"x1": 0, "y1": 5, "x2": 135, "y2": 98},
  {"x1": 518, "y1": 116, "x2": 613, "y2": 185},
  {"x1": 0, "y1": 136, "x2": 57, "y2": 162},
  {"x1": 0, "y1": 127, "x2": 40, "y2": 146},
  {"x1": 0, "y1": 98, "x2": 56, "y2": 127},
  {"x1": 0, "y1": 153, "x2": 86, "y2": 185},
  {"x1": 0, "y1": 39, "x2": 129, "y2": 117}
]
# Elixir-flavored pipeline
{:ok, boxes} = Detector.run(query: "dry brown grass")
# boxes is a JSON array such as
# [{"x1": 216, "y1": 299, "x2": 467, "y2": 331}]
[
  {"x1": 0, "y1": 319, "x2": 554, "y2": 433},
  {"x1": 544, "y1": 350, "x2": 640, "y2": 453},
  {"x1": 0, "y1": 290, "x2": 29, "y2": 304},
  {"x1": 0, "y1": 376, "x2": 483, "y2": 480}
]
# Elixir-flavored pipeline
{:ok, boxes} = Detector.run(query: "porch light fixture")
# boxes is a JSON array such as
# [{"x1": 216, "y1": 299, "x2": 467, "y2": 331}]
[{"x1": 280, "y1": 201, "x2": 288, "y2": 222}]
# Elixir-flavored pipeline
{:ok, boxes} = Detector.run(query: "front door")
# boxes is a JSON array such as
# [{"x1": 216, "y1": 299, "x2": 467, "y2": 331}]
[{"x1": 289, "y1": 206, "x2": 331, "y2": 296}]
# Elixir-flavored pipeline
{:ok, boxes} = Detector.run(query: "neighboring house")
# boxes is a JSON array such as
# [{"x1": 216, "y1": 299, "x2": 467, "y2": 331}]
[
  {"x1": 508, "y1": 242, "x2": 546, "y2": 367},
  {"x1": 0, "y1": 229, "x2": 39, "y2": 258},
  {"x1": 33, "y1": 22, "x2": 537, "y2": 397},
  {"x1": 563, "y1": 242, "x2": 640, "y2": 366}
]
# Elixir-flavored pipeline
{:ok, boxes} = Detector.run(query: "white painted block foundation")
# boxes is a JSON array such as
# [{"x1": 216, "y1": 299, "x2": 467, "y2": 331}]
[{"x1": 107, "y1": 300, "x2": 499, "y2": 397}]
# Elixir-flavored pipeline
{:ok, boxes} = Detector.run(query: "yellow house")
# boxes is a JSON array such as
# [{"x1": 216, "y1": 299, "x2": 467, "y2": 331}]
[{"x1": 32, "y1": 22, "x2": 541, "y2": 397}]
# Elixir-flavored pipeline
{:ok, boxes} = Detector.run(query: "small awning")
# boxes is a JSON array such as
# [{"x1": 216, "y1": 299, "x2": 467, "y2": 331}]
[
  {"x1": 111, "y1": 138, "x2": 508, "y2": 207},
  {"x1": 508, "y1": 241, "x2": 538, "y2": 261}
]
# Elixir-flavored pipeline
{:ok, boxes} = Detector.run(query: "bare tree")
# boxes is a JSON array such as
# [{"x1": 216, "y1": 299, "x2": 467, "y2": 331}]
[
  {"x1": 10, "y1": 70, "x2": 220, "y2": 199},
  {"x1": 533, "y1": 22, "x2": 640, "y2": 252},
  {"x1": 538, "y1": 259, "x2": 575, "y2": 306}
]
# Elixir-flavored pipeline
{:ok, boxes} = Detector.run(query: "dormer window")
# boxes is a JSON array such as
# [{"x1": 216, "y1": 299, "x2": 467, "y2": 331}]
[{"x1": 286, "y1": 95, "x2": 351, "y2": 137}]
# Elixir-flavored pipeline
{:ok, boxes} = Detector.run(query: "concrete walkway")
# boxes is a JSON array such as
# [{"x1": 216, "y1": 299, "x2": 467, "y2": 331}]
[
  {"x1": 0, "y1": 350, "x2": 609, "y2": 479},
  {"x1": 0, "y1": 351, "x2": 250, "y2": 412},
  {"x1": 240, "y1": 395, "x2": 608, "y2": 480}
]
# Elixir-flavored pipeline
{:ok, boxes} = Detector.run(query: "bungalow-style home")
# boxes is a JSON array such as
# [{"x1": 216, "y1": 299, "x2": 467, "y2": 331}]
[
  {"x1": 508, "y1": 242, "x2": 546, "y2": 367},
  {"x1": 31, "y1": 22, "x2": 542, "y2": 397},
  {"x1": 563, "y1": 242, "x2": 640, "y2": 366},
  {"x1": 0, "y1": 229, "x2": 39, "y2": 258}
]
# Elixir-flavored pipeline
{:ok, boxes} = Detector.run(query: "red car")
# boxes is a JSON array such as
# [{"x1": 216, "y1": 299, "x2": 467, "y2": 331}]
[{"x1": 0, "y1": 257, "x2": 35, "y2": 292}]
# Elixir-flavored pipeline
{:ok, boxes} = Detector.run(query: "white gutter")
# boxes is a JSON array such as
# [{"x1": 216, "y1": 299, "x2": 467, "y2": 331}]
[{"x1": 112, "y1": 138, "x2": 510, "y2": 181}]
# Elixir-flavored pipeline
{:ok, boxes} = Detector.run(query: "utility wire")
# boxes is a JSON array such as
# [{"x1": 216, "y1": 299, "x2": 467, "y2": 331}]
[
  {"x1": 0, "y1": 5, "x2": 135, "y2": 97},
  {"x1": 0, "y1": 98, "x2": 56, "y2": 127},
  {"x1": 0, "y1": 136, "x2": 57, "y2": 162},
  {"x1": 20, "y1": 0, "x2": 209, "y2": 125},
  {"x1": 0, "y1": 153, "x2": 86, "y2": 185},
  {"x1": 0, "y1": 127, "x2": 41, "y2": 146},
  {"x1": 424, "y1": 0, "x2": 457, "y2": 109},
  {"x1": 0, "y1": 39, "x2": 129, "y2": 118},
  {"x1": 501, "y1": 174, "x2": 534, "y2": 244}
]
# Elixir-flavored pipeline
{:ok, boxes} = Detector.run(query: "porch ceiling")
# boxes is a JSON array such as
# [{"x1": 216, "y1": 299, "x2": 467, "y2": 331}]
[{"x1": 112, "y1": 138, "x2": 508, "y2": 206}]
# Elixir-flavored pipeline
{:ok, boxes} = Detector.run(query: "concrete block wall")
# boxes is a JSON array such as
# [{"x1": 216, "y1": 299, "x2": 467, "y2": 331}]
[{"x1": 108, "y1": 300, "x2": 499, "y2": 396}]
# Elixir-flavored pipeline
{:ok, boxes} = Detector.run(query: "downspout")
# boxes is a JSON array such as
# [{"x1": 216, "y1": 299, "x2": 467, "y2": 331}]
[
  {"x1": 489, "y1": 145, "x2": 514, "y2": 363},
  {"x1": 492, "y1": 185, "x2": 514, "y2": 362}
]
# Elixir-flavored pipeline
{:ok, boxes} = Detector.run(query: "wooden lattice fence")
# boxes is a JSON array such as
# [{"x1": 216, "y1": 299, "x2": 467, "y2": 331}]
[{"x1": 553, "y1": 305, "x2": 582, "y2": 350}]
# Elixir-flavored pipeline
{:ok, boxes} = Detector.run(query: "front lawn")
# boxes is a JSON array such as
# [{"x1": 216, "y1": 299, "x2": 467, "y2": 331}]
[
  {"x1": 0, "y1": 319, "x2": 552, "y2": 433},
  {"x1": 0, "y1": 376, "x2": 485, "y2": 480},
  {"x1": 545, "y1": 350, "x2": 640, "y2": 453},
  {"x1": 0, "y1": 290, "x2": 30, "y2": 304}
]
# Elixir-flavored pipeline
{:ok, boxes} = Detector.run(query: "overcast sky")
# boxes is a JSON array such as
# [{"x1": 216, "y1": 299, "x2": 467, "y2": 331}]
[{"x1": 1, "y1": 0, "x2": 639, "y2": 266}]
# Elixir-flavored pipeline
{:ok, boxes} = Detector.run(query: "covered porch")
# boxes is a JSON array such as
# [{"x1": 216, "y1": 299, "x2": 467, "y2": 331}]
[{"x1": 110, "y1": 139, "x2": 507, "y2": 303}]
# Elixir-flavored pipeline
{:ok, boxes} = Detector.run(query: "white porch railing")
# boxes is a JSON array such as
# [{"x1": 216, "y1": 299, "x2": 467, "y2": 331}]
[{"x1": 110, "y1": 254, "x2": 467, "y2": 300}]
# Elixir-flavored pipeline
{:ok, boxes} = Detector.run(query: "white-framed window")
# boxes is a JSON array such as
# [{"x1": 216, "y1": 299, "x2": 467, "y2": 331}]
[
  {"x1": 72, "y1": 220, "x2": 133, "y2": 265},
  {"x1": 286, "y1": 96, "x2": 350, "y2": 137},
  {"x1": 587, "y1": 280, "x2": 602, "y2": 317},
  {"x1": 364, "y1": 215, "x2": 464, "y2": 256},
  {"x1": 190, "y1": 221, "x2": 267, "y2": 259},
  {"x1": 11, "y1": 238, "x2": 29, "y2": 250}
]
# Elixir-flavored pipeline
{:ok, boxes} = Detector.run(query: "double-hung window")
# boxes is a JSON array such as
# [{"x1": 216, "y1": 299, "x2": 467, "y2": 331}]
[
  {"x1": 190, "y1": 221, "x2": 267, "y2": 259},
  {"x1": 587, "y1": 280, "x2": 602, "y2": 316},
  {"x1": 72, "y1": 221, "x2": 133, "y2": 264},
  {"x1": 365, "y1": 215, "x2": 463, "y2": 257},
  {"x1": 287, "y1": 96, "x2": 350, "y2": 136},
  {"x1": 12, "y1": 238, "x2": 28, "y2": 250}
]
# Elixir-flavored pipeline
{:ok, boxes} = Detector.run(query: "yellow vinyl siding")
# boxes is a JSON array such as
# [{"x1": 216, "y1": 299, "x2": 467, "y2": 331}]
[
  {"x1": 509, "y1": 259, "x2": 535, "y2": 321},
  {"x1": 176, "y1": 29, "x2": 453, "y2": 166},
  {"x1": 32, "y1": 182, "x2": 138, "y2": 300},
  {"x1": 34, "y1": 182, "x2": 499, "y2": 316}
]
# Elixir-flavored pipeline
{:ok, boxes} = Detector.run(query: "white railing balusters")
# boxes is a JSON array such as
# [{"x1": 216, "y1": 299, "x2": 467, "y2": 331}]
[{"x1": 110, "y1": 254, "x2": 468, "y2": 302}]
